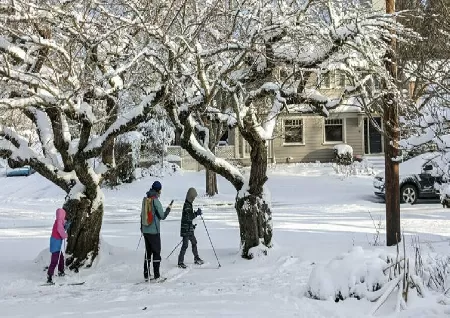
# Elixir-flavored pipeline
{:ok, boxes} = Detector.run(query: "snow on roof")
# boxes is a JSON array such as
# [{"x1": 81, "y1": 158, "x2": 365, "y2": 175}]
[{"x1": 287, "y1": 97, "x2": 363, "y2": 114}]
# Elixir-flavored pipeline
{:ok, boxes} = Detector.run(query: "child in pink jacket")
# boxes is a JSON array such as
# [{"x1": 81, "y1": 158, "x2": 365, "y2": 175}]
[{"x1": 47, "y1": 208, "x2": 69, "y2": 283}]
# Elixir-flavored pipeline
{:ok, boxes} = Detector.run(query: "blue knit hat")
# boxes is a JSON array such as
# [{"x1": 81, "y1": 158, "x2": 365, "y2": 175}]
[{"x1": 151, "y1": 181, "x2": 162, "y2": 191}]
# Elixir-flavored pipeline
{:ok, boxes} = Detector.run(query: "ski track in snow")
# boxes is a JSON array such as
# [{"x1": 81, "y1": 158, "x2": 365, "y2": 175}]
[{"x1": 0, "y1": 166, "x2": 449, "y2": 317}]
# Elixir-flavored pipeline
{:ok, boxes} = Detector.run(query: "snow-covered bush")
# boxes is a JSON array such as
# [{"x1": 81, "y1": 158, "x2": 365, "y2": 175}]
[
  {"x1": 139, "y1": 106, "x2": 175, "y2": 162},
  {"x1": 333, "y1": 158, "x2": 377, "y2": 177},
  {"x1": 306, "y1": 247, "x2": 389, "y2": 302},
  {"x1": 140, "y1": 161, "x2": 180, "y2": 178},
  {"x1": 415, "y1": 249, "x2": 450, "y2": 294},
  {"x1": 334, "y1": 144, "x2": 353, "y2": 166}
]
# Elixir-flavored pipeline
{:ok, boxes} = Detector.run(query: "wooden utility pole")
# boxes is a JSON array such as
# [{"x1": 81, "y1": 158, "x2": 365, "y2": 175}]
[{"x1": 384, "y1": 0, "x2": 401, "y2": 246}]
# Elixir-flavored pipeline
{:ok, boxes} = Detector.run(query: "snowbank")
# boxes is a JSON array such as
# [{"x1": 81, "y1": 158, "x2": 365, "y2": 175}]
[{"x1": 307, "y1": 246, "x2": 389, "y2": 301}]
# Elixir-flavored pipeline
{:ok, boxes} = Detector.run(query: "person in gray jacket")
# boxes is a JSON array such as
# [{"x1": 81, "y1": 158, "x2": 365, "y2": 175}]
[
  {"x1": 141, "y1": 181, "x2": 171, "y2": 280},
  {"x1": 177, "y1": 187, "x2": 204, "y2": 268}
]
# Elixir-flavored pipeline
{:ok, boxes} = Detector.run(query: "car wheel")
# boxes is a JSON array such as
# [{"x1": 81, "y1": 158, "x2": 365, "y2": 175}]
[{"x1": 401, "y1": 185, "x2": 418, "y2": 204}]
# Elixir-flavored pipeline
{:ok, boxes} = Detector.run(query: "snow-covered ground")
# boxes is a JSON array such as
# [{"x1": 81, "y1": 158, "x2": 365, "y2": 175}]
[{"x1": 0, "y1": 163, "x2": 449, "y2": 317}]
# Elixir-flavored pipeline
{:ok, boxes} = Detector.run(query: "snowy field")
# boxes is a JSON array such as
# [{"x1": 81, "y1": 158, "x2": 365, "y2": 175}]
[{"x1": 0, "y1": 163, "x2": 449, "y2": 317}]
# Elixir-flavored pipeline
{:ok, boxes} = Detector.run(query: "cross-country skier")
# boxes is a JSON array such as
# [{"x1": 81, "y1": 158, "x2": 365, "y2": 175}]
[
  {"x1": 46, "y1": 208, "x2": 70, "y2": 284},
  {"x1": 177, "y1": 187, "x2": 204, "y2": 268},
  {"x1": 141, "y1": 181, "x2": 172, "y2": 281}
]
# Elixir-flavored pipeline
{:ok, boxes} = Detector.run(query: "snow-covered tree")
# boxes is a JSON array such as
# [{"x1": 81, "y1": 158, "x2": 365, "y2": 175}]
[
  {"x1": 162, "y1": 0, "x2": 411, "y2": 257},
  {"x1": 139, "y1": 106, "x2": 175, "y2": 163},
  {"x1": 398, "y1": 0, "x2": 450, "y2": 182},
  {"x1": 0, "y1": 0, "x2": 169, "y2": 270}
]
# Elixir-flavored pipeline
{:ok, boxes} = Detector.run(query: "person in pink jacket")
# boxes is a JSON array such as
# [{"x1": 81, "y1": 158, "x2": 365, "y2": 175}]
[{"x1": 47, "y1": 208, "x2": 69, "y2": 284}]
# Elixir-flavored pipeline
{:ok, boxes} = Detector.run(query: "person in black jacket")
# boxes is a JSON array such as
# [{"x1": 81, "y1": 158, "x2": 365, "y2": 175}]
[{"x1": 177, "y1": 187, "x2": 204, "y2": 268}]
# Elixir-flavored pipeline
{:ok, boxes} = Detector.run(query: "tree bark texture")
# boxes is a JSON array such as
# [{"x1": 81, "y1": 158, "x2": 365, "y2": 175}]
[
  {"x1": 206, "y1": 169, "x2": 218, "y2": 196},
  {"x1": 235, "y1": 141, "x2": 272, "y2": 258},
  {"x1": 384, "y1": 100, "x2": 401, "y2": 246},
  {"x1": 384, "y1": 0, "x2": 401, "y2": 246},
  {"x1": 204, "y1": 118, "x2": 224, "y2": 197},
  {"x1": 64, "y1": 196, "x2": 104, "y2": 271}
]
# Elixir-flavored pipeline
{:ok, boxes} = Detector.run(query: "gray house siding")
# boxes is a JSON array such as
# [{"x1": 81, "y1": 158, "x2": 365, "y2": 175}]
[
  {"x1": 272, "y1": 114, "x2": 364, "y2": 163},
  {"x1": 345, "y1": 117, "x2": 364, "y2": 157}
]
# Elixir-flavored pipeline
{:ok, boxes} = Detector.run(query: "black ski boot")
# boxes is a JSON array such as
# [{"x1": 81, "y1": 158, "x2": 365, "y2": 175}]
[
  {"x1": 58, "y1": 271, "x2": 65, "y2": 277},
  {"x1": 178, "y1": 263, "x2": 187, "y2": 269},
  {"x1": 194, "y1": 258, "x2": 204, "y2": 265},
  {"x1": 47, "y1": 275, "x2": 53, "y2": 284},
  {"x1": 153, "y1": 263, "x2": 161, "y2": 279}
]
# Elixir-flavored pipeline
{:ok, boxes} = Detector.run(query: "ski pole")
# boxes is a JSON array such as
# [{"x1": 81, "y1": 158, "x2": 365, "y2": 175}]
[
  {"x1": 144, "y1": 248, "x2": 150, "y2": 283},
  {"x1": 136, "y1": 234, "x2": 142, "y2": 251},
  {"x1": 200, "y1": 215, "x2": 221, "y2": 268},
  {"x1": 166, "y1": 239, "x2": 183, "y2": 259}
]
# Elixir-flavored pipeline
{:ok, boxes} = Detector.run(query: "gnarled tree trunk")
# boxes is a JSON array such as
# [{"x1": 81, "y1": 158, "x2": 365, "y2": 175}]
[
  {"x1": 206, "y1": 169, "x2": 218, "y2": 196},
  {"x1": 235, "y1": 141, "x2": 272, "y2": 258},
  {"x1": 64, "y1": 194, "x2": 104, "y2": 271}
]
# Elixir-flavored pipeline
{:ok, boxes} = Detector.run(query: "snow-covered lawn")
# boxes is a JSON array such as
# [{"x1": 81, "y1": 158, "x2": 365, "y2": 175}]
[{"x1": 0, "y1": 164, "x2": 449, "y2": 317}]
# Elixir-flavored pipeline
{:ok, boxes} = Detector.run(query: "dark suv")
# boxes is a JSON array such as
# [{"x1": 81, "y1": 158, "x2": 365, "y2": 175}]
[{"x1": 373, "y1": 154, "x2": 444, "y2": 204}]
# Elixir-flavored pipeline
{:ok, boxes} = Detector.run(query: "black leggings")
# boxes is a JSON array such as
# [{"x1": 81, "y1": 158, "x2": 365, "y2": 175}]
[{"x1": 143, "y1": 233, "x2": 161, "y2": 277}]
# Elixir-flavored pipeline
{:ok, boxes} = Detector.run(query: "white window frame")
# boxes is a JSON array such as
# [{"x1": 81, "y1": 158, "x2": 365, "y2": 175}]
[
  {"x1": 283, "y1": 118, "x2": 305, "y2": 146},
  {"x1": 319, "y1": 70, "x2": 347, "y2": 89},
  {"x1": 336, "y1": 71, "x2": 346, "y2": 88},
  {"x1": 323, "y1": 118, "x2": 346, "y2": 144}
]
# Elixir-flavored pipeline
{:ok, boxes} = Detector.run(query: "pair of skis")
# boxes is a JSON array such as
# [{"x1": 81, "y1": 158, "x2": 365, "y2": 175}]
[
  {"x1": 40, "y1": 281, "x2": 85, "y2": 286},
  {"x1": 135, "y1": 277, "x2": 168, "y2": 285}
]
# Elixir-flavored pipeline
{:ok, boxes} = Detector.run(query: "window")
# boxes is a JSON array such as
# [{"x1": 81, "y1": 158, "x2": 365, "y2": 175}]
[
  {"x1": 338, "y1": 72, "x2": 346, "y2": 87},
  {"x1": 320, "y1": 71, "x2": 347, "y2": 88},
  {"x1": 322, "y1": 73, "x2": 331, "y2": 88},
  {"x1": 324, "y1": 119, "x2": 344, "y2": 143},
  {"x1": 284, "y1": 119, "x2": 304, "y2": 144}
]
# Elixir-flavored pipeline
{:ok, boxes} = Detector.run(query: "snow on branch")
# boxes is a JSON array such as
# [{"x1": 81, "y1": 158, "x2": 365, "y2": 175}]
[
  {"x1": 178, "y1": 113, "x2": 244, "y2": 190},
  {"x1": 0, "y1": 126, "x2": 74, "y2": 192},
  {"x1": 83, "y1": 92, "x2": 162, "y2": 157},
  {"x1": 0, "y1": 36, "x2": 35, "y2": 64},
  {"x1": 0, "y1": 96, "x2": 46, "y2": 109},
  {"x1": 244, "y1": 82, "x2": 287, "y2": 140},
  {"x1": 199, "y1": 43, "x2": 250, "y2": 58},
  {"x1": 29, "y1": 108, "x2": 61, "y2": 169}
]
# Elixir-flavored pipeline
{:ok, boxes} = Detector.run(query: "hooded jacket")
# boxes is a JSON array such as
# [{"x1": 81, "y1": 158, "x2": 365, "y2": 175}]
[
  {"x1": 141, "y1": 189, "x2": 170, "y2": 234},
  {"x1": 180, "y1": 188, "x2": 198, "y2": 237},
  {"x1": 50, "y1": 208, "x2": 68, "y2": 253}
]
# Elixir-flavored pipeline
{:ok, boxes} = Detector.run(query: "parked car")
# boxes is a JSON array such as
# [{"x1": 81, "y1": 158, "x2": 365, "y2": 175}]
[
  {"x1": 6, "y1": 166, "x2": 36, "y2": 177},
  {"x1": 373, "y1": 152, "x2": 445, "y2": 204}
]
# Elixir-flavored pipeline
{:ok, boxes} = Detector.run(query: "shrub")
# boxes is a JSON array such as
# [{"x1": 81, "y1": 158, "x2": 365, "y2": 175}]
[{"x1": 334, "y1": 144, "x2": 353, "y2": 165}]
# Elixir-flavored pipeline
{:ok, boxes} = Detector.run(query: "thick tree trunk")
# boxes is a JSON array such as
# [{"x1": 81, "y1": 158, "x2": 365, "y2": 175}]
[
  {"x1": 64, "y1": 194, "x2": 104, "y2": 271},
  {"x1": 235, "y1": 142, "x2": 272, "y2": 258},
  {"x1": 206, "y1": 169, "x2": 218, "y2": 196},
  {"x1": 102, "y1": 95, "x2": 118, "y2": 186}
]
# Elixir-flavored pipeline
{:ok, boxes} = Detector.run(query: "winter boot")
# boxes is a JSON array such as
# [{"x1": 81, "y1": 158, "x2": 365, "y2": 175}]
[
  {"x1": 58, "y1": 271, "x2": 65, "y2": 277},
  {"x1": 194, "y1": 257, "x2": 204, "y2": 265},
  {"x1": 153, "y1": 262, "x2": 161, "y2": 279},
  {"x1": 178, "y1": 263, "x2": 187, "y2": 269},
  {"x1": 46, "y1": 275, "x2": 53, "y2": 284}
]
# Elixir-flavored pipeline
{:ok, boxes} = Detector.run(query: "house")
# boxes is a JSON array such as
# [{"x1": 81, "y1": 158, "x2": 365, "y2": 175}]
[
  {"x1": 224, "y1": 68, "x2": 385, "y2": 166},
  {"x1": 164, "y1": 69, "x2": 387, "y2": 170}
]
